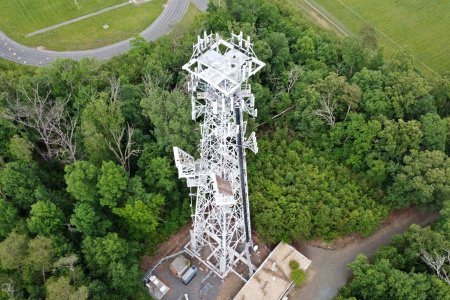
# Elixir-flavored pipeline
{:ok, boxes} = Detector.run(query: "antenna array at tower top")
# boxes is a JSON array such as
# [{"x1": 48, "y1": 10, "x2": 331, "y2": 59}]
[{"x1": 183, "y1": 32, "x2": 264, "y2": 97}]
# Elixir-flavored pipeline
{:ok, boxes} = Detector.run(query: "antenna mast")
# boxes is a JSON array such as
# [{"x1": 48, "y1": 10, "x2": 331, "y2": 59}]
[{"x1": 174, "y1": 32, "x2": 264, "y2": 277}]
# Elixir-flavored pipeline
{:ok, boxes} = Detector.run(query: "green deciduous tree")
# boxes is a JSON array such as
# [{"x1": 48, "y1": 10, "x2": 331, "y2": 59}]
[
  {"x1": 0, "y1": 119, "x2": 17, "y2": 161},
  {"x1": 249, "y1": 130, "x2": 385, "y2": 242},
  {"x1": 138, "y1": 151, "x2": 178, "y2": 198},
  {"x1": 82, "y1": 233, "x2": 129, "y2": 274},
  {"x1": 341, "y1": 38, "x2": 370, "y2": 76},
  {"x1": 329, "y1": 113, "x2": 381, "y2": 170},
  {"x1": 108, "y1": 261, "x2": 139, "y2": 295},
  {"x1": 81, "y1": 94, "x2": 119, "y2": 164},
  {"x1": 26, "y1": 236, "x2": 54, "y2": 283},
  {"x1": 342, "y1": 247, "x2": 450, "y2": 299},
  {"x1": 0, "y1": 161, "x2": 43, "y2": 209},
  {"x1": 113, "y1": 197, "x2": 163, "y2": 241},
  {"x1": 46, "y1": 276, "x2": 88, "y2": 300},
  {"x1": 387, "y1": 150, "x2": 450, "y2": 208},
  {"x1": 8, "y1": 134, "x2": 33, "y2": 162},
  {"x1": 384, "y1": 70, "x2": 431, "y2": 119},
  {"x1": 0, "y1": 232, "x2": 28, "y2": 271},
  {"x1": 69, "y1": 203, "x2": 111, "y2": 237},
  {"x1": 82, "y1": 233, "x2": 139, "y2": 295},
  {"x1": 0, "y1": 198, "x2": 18, "y2": 238},
  {"x1": 374, "y1": 224, "x2": 450, "y2": 272},
  {"x1": 64, "y1": 161, "x2": 98, "y2": 203},
  {"x1": 27, "y1": 201, "x2": 64, "y2": 236},
  {"x1": 360, "y1": 25, "x2": 378, "y2": 49},
  {"x1": 420, "y1": 112, "x2": 447, "y2": 151},
  {"x1": 97, "y1": 161, "x2": 127, "y2": 208},
  {"x1": 141, "y1": 83, "x2": 198, "y2": 154},
  {"x1": 377, "y1": 119, "x2": 423, "y2": 163},
  {"x1": 311, "y1": 73, "x2": 361, "y2": 126}
]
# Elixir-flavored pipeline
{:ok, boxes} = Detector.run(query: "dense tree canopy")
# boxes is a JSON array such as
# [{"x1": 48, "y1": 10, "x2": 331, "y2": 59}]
[{"x1": 0, "y1": 0, "x2": 449, "y2": 298}]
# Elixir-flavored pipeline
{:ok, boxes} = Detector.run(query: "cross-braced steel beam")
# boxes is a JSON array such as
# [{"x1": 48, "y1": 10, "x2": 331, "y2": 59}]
[{"x1": 174, "y1": 32, "x2": 264, "y2": 278}]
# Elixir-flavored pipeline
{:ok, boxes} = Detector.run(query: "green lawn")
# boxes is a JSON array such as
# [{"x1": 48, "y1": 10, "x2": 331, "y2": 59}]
[
  {"x1": 313, "y1": 0, "x2": 450, "y2": 74},
  {"x1": 0, "y1": 0, "x2": 167, "y2": 50},
  {"x1": 0, "y1": 0, "x2": 124, "y2": 36}
]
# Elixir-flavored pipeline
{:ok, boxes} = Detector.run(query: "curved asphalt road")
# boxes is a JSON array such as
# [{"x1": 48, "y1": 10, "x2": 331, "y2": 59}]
[{"x1": 0, "y1": 0, "x2": 208, "y2": 67}]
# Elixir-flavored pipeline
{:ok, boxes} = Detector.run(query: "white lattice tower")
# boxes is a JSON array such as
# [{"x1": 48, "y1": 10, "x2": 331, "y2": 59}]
[{"x1": 173, "y1": 32, "x2": 264, "y2": 277}]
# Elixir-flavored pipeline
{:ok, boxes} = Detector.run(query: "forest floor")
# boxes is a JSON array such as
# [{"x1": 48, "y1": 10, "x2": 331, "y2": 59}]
[
  {"x1": 139, "y1": 221, "x2": 193, "y2": 272},
  {"x1": 289, "y1": 207, "x2": 439, "y2": 300}
]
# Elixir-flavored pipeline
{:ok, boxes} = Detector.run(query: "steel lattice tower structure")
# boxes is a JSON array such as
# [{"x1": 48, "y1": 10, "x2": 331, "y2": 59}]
[{"x1": 173, "y1": 32, "x2": 264, "y2": 277}]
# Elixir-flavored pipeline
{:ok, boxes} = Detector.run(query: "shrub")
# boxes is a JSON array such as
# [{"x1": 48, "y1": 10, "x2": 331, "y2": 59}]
[
  {"x1": 289, "y1": 260, "x2": 300, "y2": 270},
  {"x1": 290, "y1": 268, "x2": 306, "y2": 286}
]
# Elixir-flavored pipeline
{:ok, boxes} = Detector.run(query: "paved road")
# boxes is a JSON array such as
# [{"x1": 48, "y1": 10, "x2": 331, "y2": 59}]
[
  {"x1": 0, "y1": 0, "x2": 208, "y2": 67},
  {"x1": 290, "y1": 210, "x2": 439, "y2": 300}
]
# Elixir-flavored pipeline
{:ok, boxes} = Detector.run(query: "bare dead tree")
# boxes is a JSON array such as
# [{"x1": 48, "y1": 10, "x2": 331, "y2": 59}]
[
  {"x1": 109, "y1": 76, "x2": 121, "y2": 103},
  {"x1": 286, "y1": 65, "x2": 304, "y2": 94},
  {"x1": 268, "y1": 72, "x2": 280, "y2": 91},
  {"x1": 1, "y1": 279, "x2": 17, "y2": 300},
  {"x1": 1, "y1": 82, "x2": 78, "y2": 162},
  {"x1": 257, "y1": 105, "x2": 296, "y2": 128},
  {"x1": 64, "y1": 223, "x2": 79, "y2": 233},
  {"x1": 53, "y1": 254, "x2": 79, "y2": 284},
  {"x1": 421, "y1": 249, "x2": 450, "y2": 285},
  {"x1": 107, "y1": 123, "x2": 140, "y2": 174},
  {"x1": 101, "y1": 78, "x2": 140, "y2": 173},
  {"x1": 313, "y1": 90, "x2": 337, "y2": 126},
  {"x1": 143, "y1": 71, "x2": 172, "y2": 90},
  {"x1": 52, "y1": 112, "x2": 78, "y2": 162}
]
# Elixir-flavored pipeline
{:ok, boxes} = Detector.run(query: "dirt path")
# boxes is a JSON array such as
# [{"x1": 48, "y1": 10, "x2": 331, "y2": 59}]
[{"x1": 289, "y1": 209, "x2": 439, "y2": 300}]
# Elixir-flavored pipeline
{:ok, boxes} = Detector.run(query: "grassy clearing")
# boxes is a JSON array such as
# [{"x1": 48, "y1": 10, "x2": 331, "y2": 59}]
[
  {"x1": 313, "y1": 0, "x2": 450, "y2": 73},
  {"x1": 19, "y1": 0, "x2": 165, "y2": 51},
  {"x1": 0, "y1": 0, "x2": 166, "y2": 50},
  {"x1": 0, "y1": 0, "x2": 124, "y2": 37},
  {"x1": 284, "y1": 0, "x2": 349, "y2": 36}
]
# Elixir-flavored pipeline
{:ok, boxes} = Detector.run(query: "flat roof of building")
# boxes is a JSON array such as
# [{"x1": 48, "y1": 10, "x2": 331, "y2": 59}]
[{"x1": 234, "y1": 243, "x2": 311, "y2": 300}]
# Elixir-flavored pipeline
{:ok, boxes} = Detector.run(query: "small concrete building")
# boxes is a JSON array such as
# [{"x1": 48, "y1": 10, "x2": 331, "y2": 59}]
[
  {"x1": 170, "y1": 255, "x2": 190, "y2": 278},
  {"x1": 234, "y1": 243, "x2": 311, "y2": 300}
]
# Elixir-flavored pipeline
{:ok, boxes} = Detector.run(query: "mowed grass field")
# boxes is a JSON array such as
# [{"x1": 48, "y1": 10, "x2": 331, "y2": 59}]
[
  {"x1": 312, "y1": 0, "x2": 450, "y2": 74},
  {"x1": 0, "y1": 0, "x2": 167, "y2": 50}
]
